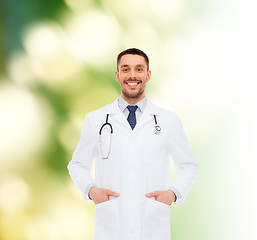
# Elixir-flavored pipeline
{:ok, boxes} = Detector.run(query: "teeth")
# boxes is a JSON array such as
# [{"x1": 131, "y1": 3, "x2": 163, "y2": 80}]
[{"x1": 127, "y1": 82, "x2": 138, "y2": 86}]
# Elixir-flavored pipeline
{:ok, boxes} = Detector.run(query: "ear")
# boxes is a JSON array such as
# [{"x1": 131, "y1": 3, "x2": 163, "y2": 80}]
[
  {"x1": 115, "y1": 70, "x2": 120, "y2": 83},
  {"x1": 146, "y1": 70, "x2": 151, "y2": 82}
]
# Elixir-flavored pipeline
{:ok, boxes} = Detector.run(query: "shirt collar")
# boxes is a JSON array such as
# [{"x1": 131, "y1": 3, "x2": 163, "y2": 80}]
[{"x1": 118, "y1": 96, "x2": 147, "y2": 113}]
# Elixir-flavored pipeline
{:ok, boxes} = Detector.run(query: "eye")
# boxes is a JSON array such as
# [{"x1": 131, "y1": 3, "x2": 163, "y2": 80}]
[
  {"x1": 122, "y1": 68, "x2": 128, "y2": 72},
  {"x1": 137, "y1": 68, "x2": 143, "y2": 72}
]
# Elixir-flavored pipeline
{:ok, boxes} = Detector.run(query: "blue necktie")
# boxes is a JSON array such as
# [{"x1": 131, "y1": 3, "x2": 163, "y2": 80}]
[{"x1": 127, "y1": 105, "x2": 138, "y2": 130}]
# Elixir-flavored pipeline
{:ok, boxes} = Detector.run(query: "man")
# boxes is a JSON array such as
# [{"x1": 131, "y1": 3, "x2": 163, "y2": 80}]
[{"x1": 67, "y1": 48, "x2": 199, "y2": 240}]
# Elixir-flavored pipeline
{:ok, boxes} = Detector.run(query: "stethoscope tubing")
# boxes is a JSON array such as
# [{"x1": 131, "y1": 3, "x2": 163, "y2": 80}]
[
  {"x1": 99, "y1": 114, "x2": 161, "y2": 159},
  {"x1": 99, "y1": 114, "x2": 113, "y2": 135}
]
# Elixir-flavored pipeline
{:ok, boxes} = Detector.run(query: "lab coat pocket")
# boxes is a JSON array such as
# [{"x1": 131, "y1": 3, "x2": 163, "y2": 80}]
[
  {"x1": 142, "y1": 198, "x2": 171, "y2": 240},
  {"x1": 94, "y1": 198, "x2": 119, "y2": 240}
]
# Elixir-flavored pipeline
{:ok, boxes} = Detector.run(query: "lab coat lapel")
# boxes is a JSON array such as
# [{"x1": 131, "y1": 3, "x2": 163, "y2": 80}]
[
  {"x1": 133, "y1": 101, "x2": 160, "y2": 131},
  {"x1": 106, "y1": 99, "x2": 131, "y2": 130}
]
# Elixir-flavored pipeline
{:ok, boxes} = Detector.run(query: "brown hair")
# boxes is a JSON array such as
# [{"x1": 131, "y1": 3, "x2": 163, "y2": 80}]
[{"x1": 117, "y1": 48, "x2": 149, "y2": 70}]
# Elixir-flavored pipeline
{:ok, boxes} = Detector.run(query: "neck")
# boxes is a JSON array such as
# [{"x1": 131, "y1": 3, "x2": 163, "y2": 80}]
[{"x1": 121, "y1": 93, "x2": 145, "y2": 105}]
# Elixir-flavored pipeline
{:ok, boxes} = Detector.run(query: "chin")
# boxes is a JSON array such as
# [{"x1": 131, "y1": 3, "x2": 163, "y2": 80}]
[{"x1": 123, "y1": 90, "x2": 143, "y2": 99}]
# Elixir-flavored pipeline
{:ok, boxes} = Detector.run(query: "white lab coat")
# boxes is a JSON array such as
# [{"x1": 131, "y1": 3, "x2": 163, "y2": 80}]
[{"x1": 68, "y1": 99, "x2": 198, "y2": 240}]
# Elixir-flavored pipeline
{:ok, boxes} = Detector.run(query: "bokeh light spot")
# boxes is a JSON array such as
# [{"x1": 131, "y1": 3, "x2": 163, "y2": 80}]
[
  {"x1": 0, "y1": 175, "x2": 31, "y2": 213},
  {"x1": 65, "y1": 10, "x2": 120, "y2": 65},
  {"x1": 0, "y1": 84, "x2": 51, "y2": 167}
]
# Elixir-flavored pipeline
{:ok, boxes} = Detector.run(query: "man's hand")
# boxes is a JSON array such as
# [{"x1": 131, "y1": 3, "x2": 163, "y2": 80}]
[
  {"x1": 89, "y1": 186, "x2": 120, "y2": 205},
  {"x1": 145, "y1": 190, "x2": 176, "y2": 206}
]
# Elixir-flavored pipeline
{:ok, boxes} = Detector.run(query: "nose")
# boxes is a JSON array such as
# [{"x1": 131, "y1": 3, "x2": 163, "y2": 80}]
[{"x1": 129, "y1": 69, "x2": 137, "y2": 79}]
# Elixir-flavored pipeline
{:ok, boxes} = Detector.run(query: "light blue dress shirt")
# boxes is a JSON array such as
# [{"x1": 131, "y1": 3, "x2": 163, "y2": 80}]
[{"x1": 117, "y1": 96, "x2": 147, "y2": 121}]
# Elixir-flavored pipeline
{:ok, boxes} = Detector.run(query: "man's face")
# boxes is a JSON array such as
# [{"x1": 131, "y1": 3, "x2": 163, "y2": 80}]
[{"x1": 115, "y1": 54, "x2": 151, "y2": 102}]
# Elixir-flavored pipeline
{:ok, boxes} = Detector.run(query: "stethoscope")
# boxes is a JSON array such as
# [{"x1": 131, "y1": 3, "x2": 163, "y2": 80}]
[{"x1": 99, "y1": 114, "x2": 161, "y2": 159}]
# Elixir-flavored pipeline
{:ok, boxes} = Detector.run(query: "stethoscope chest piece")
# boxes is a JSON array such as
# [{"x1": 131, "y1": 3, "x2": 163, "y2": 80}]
[
  {"x1": 153, "y1": 115, "x2": 161, "y2": 134},
  {"x1": 154, "y1": 125, "x2": 161, "y2": 134}
]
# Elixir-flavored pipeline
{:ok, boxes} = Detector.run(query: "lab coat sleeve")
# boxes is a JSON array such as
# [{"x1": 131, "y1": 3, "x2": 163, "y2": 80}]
[
  {"x1": 168, "y1": 115, "x2": 199, "y2": 204},
  {"x1": 67, "y1": 113, "x2": 97, "y2": 201}
]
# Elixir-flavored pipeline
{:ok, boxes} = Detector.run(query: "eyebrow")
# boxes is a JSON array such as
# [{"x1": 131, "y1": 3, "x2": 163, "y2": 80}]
[
  {"x1": 120, "y1": 64, "x2": 145, "y2": 68},
  {"x1": 136, "y1": 64, "x2": 145, "y2": 68},
  {"x1": 120, "y1": 64, "x2": 129, "y2": 68}
]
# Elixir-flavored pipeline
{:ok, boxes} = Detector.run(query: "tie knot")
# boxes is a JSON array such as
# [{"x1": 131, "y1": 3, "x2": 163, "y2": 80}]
[{"x1": 127, "y1": 105, "x2": 138, "y2": 113}]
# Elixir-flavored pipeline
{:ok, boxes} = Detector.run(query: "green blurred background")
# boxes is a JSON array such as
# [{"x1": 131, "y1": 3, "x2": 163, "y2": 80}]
[{"x1": 0, "y1": 0, "x2": 256, "y2": 239}]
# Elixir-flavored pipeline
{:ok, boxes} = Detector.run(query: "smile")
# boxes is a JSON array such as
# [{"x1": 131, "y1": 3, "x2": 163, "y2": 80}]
[{"x1": 126, "y1": 81, "x2": 140, "y2": 86}]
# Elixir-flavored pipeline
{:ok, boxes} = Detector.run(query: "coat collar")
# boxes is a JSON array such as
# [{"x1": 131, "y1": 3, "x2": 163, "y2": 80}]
[
  {"x1": 106, "y1": 98, "x2": 161, "y2": 115},
  {"x1": 105, "y1": 98, "x2": 161, "y2": 131}
]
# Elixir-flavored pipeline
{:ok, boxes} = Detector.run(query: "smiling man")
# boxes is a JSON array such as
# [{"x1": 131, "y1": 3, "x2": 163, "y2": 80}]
[
  {"x1": 67, "y1": 48, "x2": 199, "y2": 240},
  {"x1": 116, "y1": 52, "x2": 151, "y2": 103}
]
